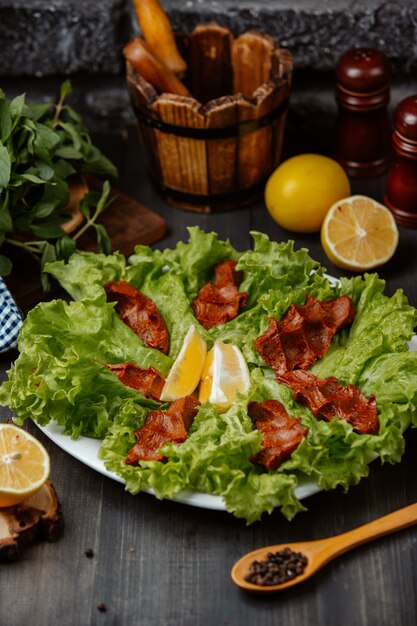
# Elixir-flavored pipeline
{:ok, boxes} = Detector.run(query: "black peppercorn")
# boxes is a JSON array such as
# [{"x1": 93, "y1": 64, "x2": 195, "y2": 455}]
[{"x1": 244, "y1": 547, "x2": 308, "y2": 586}]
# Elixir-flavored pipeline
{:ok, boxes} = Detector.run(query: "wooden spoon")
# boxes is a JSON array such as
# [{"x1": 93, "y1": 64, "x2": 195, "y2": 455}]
[{"x1": 231, "y1": 502, "x2": 417, "y2": 593}]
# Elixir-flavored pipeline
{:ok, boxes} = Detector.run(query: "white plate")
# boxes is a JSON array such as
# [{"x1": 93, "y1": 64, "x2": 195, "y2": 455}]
[
  {"x1": 38, "y1": 420, "x2": 321, "y2": 509},
  {"x1": 38, "y1": 334, "x2": 417, "y2": 511},
  {"x1": 38, "y1": 420, "x2": 230, "y2": 509}
]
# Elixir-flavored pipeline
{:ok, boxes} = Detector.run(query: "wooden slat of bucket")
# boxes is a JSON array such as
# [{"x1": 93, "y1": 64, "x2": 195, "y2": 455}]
[
  {"x1": 232, "y1": 31, "x2": 276, "y2": 99},
  {"x1": 271, "y1": 50, "x2": 294, "y2": 166},
  {"x1": 126, "y1": 62, "x2": 159, "y2": 108},
  {"x1": 205, "y1": 95, "x2": 239, "y2": 210},
  {"x1": 126, "y1": 62, "x2": 163, "y2": 184},
  {"x1": 188, "y1": 23, "x2": 233, "y2": 103},
  {"x1": 235, "y1": 78, "x2": 289, "y2": 191},
  {"x1": 232, "y1": 31, "x2": 278, "y2": 191},
  {"x1": 151, "y1": 94, "x2": 208, "y2": 200},
  {"x1": 275, "y1": 48, "x2": 294, "y2": 83}
]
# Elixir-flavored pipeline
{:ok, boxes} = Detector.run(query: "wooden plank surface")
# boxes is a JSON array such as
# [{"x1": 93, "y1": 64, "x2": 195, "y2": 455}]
[{"x1": 1, "y1": 126, "x2": 417, "y2": 626}]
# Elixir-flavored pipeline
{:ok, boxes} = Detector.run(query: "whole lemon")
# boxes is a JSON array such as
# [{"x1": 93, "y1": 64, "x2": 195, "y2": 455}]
[{"x1": 265, "y1": 154, "x2": 351, "y2": 233}]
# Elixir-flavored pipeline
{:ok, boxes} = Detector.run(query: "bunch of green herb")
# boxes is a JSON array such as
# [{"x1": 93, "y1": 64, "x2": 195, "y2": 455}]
[{"x1": 0, "y1": 81, "x2": 117, "y2": 288}]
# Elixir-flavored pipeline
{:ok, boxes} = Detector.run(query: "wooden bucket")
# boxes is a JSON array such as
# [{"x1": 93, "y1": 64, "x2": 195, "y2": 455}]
[{"x1": 127, "y1": 24, "x2": 293, "y2": 212}]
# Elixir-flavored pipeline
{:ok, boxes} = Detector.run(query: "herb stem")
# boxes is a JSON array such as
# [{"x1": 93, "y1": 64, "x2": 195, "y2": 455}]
[
  {"x1": 5, "y1": 238, "x2": 42, "y2": 255},
  {"x1": 52, "y1": 89, "x2": 65, "y2": 128},
  {"x1": 72, "y1": 205, "x2": 101, "y2": 241},
  {"x1": 72, "y1": 218, "x2": 93, "y2": 241}
]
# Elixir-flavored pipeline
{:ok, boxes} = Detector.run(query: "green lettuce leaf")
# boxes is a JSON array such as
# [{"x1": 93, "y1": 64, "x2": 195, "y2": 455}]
[
  {"x1": 137, "y1": 226, "x2": 240, "y2": 299},
  {"x1": 237, "y1": 232, "x2": 327, "y2": 306},
  {"x1": 1, "y1": 229, "x2": 417, "y2": 523},
  {"x1": 312, "y1": 274, "x2": 416, "y2": 383},
  {"x1": 0, "y1": 296, "x2": 171, "y2": 437},
  {"x1": 46, "y1": 250, "x2": 127, "y2": 300}
]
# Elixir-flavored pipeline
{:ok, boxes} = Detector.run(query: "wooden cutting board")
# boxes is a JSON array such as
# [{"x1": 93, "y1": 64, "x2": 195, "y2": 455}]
[
  {"x1": 5, "y1": 181, "x2": 167, "y2": 312},
  {"x1": 0, "y1": 480, "x2": 64, "y2": 562}
]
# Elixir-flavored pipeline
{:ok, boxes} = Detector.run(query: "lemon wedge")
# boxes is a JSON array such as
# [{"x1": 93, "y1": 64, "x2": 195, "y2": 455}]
[
  {"x1": 198, "y1": 340, "x2": 250, "y2": 412},
  {"x1": 160, "y1": 325, "x2": 207, "y2": 402},
  {"x1": 0, "y1": 424, "x2": 50, "y2": 508},
  {"x1": 321, "y1": 195, "x2": 399, "y2": 271}
]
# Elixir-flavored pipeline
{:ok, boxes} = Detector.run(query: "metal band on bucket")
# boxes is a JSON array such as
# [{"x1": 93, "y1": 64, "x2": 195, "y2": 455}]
[{"x1": 134, "y1": 99, "x2": 289, "y2": 140}]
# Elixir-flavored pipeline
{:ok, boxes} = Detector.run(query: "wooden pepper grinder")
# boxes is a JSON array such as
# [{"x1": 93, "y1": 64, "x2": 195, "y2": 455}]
[
  {"x1": 335, "y1": 48, "x2": 391, "y2": 177},
  {"x1": 385, "y1": 95, "x2": 417, "y2": 227}
]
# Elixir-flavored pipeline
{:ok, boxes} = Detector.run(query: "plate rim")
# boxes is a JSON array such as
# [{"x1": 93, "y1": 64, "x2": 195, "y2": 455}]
[{"x1": 36, "y1": 420, "x2": 322, "y2": 510}]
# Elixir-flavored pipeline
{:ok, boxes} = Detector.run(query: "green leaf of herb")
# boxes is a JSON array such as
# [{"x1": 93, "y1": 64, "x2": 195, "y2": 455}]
[
  {"x1": 56, "y1": 234, "x2": 76, "y2": 262},
  {"x1": 63, "y1": 105, "x2": 83, "y2": 125},
  {"x1": 39, "y1": 241, "x2": 58, "y2": 291},
  {"x1": 0, "y1": 144, "x2": 11, "y2": 189},
  {"x1": 79, "y1": 192, "x2": 93, "y2": 220},
  {"x1": 33, "y1": 201, "x2": 59, "y2": 220},
  {"x1": 55, "y1": 146, "x2": 83, "y2": 160},
  {"x1": 39, "y1": 178, "x2": 69, "y2": 211},
  {"x1": 82, "y1": 146, "x2": 118, "y2": 179},
  {"x1": 34, "y1": 122, "x2": 61, "y2": 152},
  {"x1": 0, "y1": 254, "x2": 12, "y2": 276},
  {"x1": 53, "y1": 159, "x2": 76, "y2": 180},
  {"x1": 41, "y1": 241, "x2": 57, "y2": 266},
  {"x1": 96, "y1": 179, "x2": 111, "y2": 216},
  {"x1": 34, "y1": 160, "x2": 55, "y2": 181},
  {"x1": 0, "y1": 209, "x2": 13, "y2": 232},
  {"x1": 20, "y1": 173, "x2": 47, "y2": 184},
  {"x1": 31, "y1": 222, "x2": 68, "y2": 239},
  {"x1": 95, "y1": 223, "x2": 111, "y2": 255},
  {"x1": 26, "y1": 103, "x2": 52, "y2": 122},
  {"x1": 57, "y1": 120, "x2": 83, "y2": 150},
  {"x1": 10, "y1": 94, "x2": 25, "y2": 117},
  {"x1": 60, "y1": 80, "x2": 72, "y2": 102},
  {"x1": 0, "y1": 100, "x2": 12, "y2": 141},
  {"x1": 41, "y1": 273, "x2": 51, "y2": 291}
]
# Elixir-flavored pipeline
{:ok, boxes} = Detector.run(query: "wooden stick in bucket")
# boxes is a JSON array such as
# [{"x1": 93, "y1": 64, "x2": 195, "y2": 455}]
[
  {"x1": 124, "y1": 38, "x2": 190, "y2": 96},
  {"x1": 133, "y1": 0, "x2": 187, "y2": 76}
]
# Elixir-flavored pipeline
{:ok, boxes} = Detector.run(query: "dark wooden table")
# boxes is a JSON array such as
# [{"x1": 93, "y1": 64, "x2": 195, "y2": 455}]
[{"x1": 1, "y1": 127, "x2": 417, "y2": 626}]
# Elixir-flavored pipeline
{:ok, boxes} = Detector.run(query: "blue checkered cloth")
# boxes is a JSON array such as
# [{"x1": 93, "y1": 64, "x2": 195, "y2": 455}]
[{"x1": 0, "y1": 278, "x2": 22, "y2": 352}]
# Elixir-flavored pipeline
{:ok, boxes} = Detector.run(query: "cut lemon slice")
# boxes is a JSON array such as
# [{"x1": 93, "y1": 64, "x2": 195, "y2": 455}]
[
  {"x1": 198, "y1": 340, "x2": 250, "y2": 412},
  {"x1": 0, "y1": 424, "x2": 50, "y2": 508},
  {"x1": 160, "y1": 325, "x2": 207, "y2": 402},
  {"x1": 198, "y1": 348, "x2": 214, "y2": 405},
  {"x1": 321, "y1": 195, "x2": 399, "y2": 271}
]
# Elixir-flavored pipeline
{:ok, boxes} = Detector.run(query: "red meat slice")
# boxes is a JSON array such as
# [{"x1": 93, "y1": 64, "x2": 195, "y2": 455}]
[
  {"x1": 192, "y1": 261, "x2": 247, "y2": 330},
  {"x1": 248, "y1": 400, "x2": 309, "y2": 470},
  {"x1": 104, "y1": 363, "x2": 165, "y2": 401},
  {"x1": 125, "y1": 396, "x2": 200, "y2": 464},
  {"x1": 277, "y1": 370, "x2": 379, "y2": 435},
  {"x1": 255, "y1": 295, "x2": 355, "y2": 374},
  {"x1": 105, "y1": 280, "x2": 169, "y2": 354}
]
